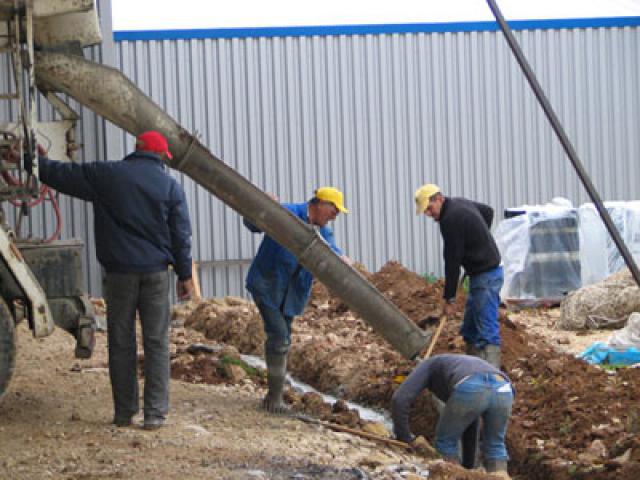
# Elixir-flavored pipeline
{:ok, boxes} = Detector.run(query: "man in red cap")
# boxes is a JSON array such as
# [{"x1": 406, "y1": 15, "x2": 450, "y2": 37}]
[
  {"x1": 6, "y1": 131, "x2": 194, "y2": 430},
  {"x1": 136, "y1": 131, "x2": 173, "y2": 160}
]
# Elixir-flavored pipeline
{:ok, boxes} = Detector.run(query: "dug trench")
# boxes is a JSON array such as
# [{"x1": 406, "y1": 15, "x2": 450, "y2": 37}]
[{"x1": 175, "y1": 261, "x2": 640, "y2": 480}]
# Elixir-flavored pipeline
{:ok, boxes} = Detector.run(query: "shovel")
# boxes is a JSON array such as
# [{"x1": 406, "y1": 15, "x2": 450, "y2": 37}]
[{"x1": 423, "y1": 314, "x2": 447, "y2": 359}]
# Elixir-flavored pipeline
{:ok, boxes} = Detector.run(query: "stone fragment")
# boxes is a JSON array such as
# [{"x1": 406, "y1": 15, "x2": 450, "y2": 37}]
[{"x1": 222, "y1": 363, "x2": 247, "y2": 383}]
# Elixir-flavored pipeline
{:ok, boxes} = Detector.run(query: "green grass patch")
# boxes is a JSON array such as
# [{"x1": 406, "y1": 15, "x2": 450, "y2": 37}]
[
  {"x1": 600, "y1": 363, "x2": 629, "y2": 371},
  {"x1": 219, "y1": 355, "x2": 261, "y2": 377},
  {"x1": 422, "y1": 273, "x2": 439, "y2": 284}
]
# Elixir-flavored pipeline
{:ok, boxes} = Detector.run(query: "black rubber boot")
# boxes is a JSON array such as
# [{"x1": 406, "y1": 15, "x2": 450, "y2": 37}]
[
  {"x1": 262, "y1": 353, "x2": 290, "y2": 414},
  {"x1": 466, "y1": 344, "x2": 501, "y2": 369},
  {"x1": 484, "y1": 345, "x2": 501, "y2": 369}
]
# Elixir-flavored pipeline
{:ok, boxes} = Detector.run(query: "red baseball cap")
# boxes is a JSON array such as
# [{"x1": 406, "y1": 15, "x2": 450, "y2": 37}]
[{"x1": 136, "y1": 131, "x2": 173, "y2": 160}]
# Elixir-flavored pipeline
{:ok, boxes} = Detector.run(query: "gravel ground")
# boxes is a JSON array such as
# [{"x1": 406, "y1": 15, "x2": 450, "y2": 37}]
[
  {"x1": 508, "y1": 307, "x2": 612, "y2": 355},
  {"x1": 0, "y1": 323, "x2": 492, "y2": 480}
]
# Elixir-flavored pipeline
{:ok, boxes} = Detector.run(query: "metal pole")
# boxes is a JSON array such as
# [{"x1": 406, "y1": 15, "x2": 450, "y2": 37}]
[{"x1": 486, "y1": 0, "x2": 640, "y2": 288}]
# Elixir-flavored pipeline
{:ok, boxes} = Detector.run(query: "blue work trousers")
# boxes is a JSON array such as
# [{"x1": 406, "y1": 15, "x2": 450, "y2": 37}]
[
  {"x1": 461, "y1": 266, "x2": 504, "y2": 348},
  {"x1": 255, "y1": 299, "x2": 294, "y2": 355},
  {"x1": 435, "y1": 373, "x2": 513, "y2": 461}
]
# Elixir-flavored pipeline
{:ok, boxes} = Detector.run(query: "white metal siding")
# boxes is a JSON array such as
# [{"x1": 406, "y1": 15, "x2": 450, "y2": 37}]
[{"x1": 112, "y1": 26, "x2": 640, "y2": 297}]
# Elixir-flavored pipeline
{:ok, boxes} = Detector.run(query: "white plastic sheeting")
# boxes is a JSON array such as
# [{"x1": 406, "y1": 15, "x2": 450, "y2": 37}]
[
  {"x1": 579, "y1": 201, "x2": 640, "y2": 285},
  {"x1": 496, "y1": 199, "x2": 640, "y2": 301},
  {"x1": 609, "y1": 312, "x2": 640, "y2": 349},
  {"x1": 496, "y1": 199, "x2": 581, "y2": 301}
]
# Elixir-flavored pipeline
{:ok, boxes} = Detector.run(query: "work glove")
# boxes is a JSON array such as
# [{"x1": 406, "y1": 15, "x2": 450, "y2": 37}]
[
  {"x1": 441, "y1": 301, "x2": 455, "y2": 318},
  {"x1": 177, "y1": 278, "x2": 194, "y2": 301}
]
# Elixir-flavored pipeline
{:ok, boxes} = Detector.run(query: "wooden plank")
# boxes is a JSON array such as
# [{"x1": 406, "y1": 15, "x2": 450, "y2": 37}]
[{"x1": 191, "y1": 261, "x2": 201, "y2": 299}]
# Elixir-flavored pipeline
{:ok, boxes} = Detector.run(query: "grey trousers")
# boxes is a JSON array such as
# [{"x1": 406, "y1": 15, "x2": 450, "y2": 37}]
[{"x1": 104, "y1": 271, "x2": 170, "y2": 422}]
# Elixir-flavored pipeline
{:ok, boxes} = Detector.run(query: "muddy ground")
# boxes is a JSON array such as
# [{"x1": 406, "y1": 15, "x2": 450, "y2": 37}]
[
  {"x1": 3, "y1": 260, "x2": 639, "y2": 479},
  {"x1": 0, "y1": 312, "x2": 490, "y2": 480},
  {"x1": 182, "y1": 261, "x2": 640, "y2": 480}
]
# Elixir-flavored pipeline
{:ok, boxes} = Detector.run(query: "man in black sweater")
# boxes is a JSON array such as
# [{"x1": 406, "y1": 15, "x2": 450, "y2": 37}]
[{"x1": 415, "y1": 184, "x2": 503, "y2": 367}]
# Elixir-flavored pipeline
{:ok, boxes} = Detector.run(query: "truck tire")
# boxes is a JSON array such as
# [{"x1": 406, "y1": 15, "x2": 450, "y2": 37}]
[{"x1": 0, "y1": 299, "x2": 16, "y2": 402}]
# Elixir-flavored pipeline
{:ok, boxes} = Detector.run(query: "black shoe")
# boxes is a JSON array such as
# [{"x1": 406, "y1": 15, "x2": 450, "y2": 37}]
[
  {"x1": 113, "y1": 416, "x2": 132, "y2": 427},
  {"x1": 143, "y1": 418, "x2": 165, "y2": 430}
]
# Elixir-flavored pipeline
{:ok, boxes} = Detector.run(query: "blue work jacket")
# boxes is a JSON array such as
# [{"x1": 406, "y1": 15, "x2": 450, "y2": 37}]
[
  {"x1": 38, "y1": 152, "x2": 192, "y2": 280},
  {"x1": 245, "y1": 202, "x2": 342, "y2": 316}
]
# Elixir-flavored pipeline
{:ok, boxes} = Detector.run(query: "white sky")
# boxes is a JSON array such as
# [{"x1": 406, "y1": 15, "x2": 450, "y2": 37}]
[{"x1": 112, "y1": 0, "x2": 640, "y2": 31}]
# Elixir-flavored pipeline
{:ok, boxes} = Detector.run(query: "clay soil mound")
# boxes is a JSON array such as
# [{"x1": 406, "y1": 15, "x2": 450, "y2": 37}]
[
  {"x1": 181, "y1": 260, "x2": 640, "y2": 480},
  {"x1": 184, "y1": 297, "x2": 265, "y2": 355}
]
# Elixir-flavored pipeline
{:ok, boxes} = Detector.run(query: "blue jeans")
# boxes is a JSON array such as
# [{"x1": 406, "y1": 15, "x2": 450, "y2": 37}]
[
  {"x1": 255, "y1": 300, "x2": 294, "y2": 355},
  {"x1": 435, "y1": 373, "x2": 513, "y2": 461},
  {"x1": 461, "y1": 266, "x2": 504, "y2": 348}
]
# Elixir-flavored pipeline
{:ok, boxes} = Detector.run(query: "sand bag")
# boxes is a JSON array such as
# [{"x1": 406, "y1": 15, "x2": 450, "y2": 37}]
[{"x1": 558, "y1": 268, "x2": 640, "y2": 330}]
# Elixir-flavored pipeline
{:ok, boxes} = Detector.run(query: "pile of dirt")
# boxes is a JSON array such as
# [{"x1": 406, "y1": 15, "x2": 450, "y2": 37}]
[
  {"x1": 178, "y1": 260, "x2": 640, "y2": 479},
  {"x1": 559, "y1": 268, "x2": 640, "y2": 330},
  {"x1": 171, "y1": 343, "x2": 265, "y2": 386},
  {"x1": 312, "y1": 260, "x2": 454, "y2": 322},
  {"x1": 502, "y1": 337, "x2": 640, "y2": 480},
  {"x1": 183, "y1": 296, "x2": 265, "y2": 354}
]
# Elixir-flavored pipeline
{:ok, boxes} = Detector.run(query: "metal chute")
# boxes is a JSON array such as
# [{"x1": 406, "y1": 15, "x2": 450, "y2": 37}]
[{"x1": 33, "y1": 50, "x2": 432, "y2": 359}]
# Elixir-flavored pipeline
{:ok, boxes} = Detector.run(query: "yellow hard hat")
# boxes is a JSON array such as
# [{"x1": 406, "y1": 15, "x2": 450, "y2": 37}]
[
  {"x1": 315, "y1": 186, "x2": 348, "y2": 213},
  {"x1": 414, "y1": 184, "x2": 441, "y2": 215}
]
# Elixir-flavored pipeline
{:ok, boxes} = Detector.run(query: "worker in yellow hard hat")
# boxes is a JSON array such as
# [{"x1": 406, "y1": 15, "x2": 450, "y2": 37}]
[
  {"x1": 244, "y1": 186, "x2": 351, "y2": 414},
  {"x1": 414, "y1": 183, "x2": 503, "y2": 368}
]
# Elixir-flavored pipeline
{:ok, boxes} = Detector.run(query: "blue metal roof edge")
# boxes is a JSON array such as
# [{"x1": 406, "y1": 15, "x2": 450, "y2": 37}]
[{"x1": 113, "y1": 16, "x2": 640, "y2": 41}]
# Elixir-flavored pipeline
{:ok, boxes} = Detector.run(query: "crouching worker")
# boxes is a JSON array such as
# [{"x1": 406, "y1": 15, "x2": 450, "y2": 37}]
[
  {"x1": 391, "y1": 353, "x2": 513, "y2": 478},
  {"x1": 245, "y1": 187, "x2": 350, "y2": 413}
]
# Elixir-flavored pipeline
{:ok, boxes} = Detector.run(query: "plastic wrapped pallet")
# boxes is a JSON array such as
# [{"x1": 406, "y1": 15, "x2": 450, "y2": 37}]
[
  {"x1": 496, "y1": 200, "x2": 640, "y2": 308},
  {"x1": 495, "y1": 199, "x2": 581, "y2": 304}
]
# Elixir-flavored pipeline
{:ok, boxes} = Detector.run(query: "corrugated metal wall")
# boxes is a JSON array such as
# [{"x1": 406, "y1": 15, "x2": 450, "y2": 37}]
[
  {"x1": 111, "y1": 26, "x2": 640, "y2": 298},
  {"x1": 2, "y1": 4, "x2": 639, "y2": 299}
]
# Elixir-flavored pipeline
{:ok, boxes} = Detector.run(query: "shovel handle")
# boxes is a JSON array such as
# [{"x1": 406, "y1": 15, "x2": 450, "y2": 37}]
[
  {"x1": 424, "y1": 314, "x2": 447, "y2": 359},
  {"x1": 296, "y1": 415, "x2": 436, "y2": 454}
]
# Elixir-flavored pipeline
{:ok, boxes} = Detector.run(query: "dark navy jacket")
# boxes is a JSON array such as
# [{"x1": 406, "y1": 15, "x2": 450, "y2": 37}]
[
  {"x1": 38, "y1": 152, "x2": 192, "y2": 280},
  {"x1": 245, "y1": 202, "x2": 342, "y2": 317}
]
